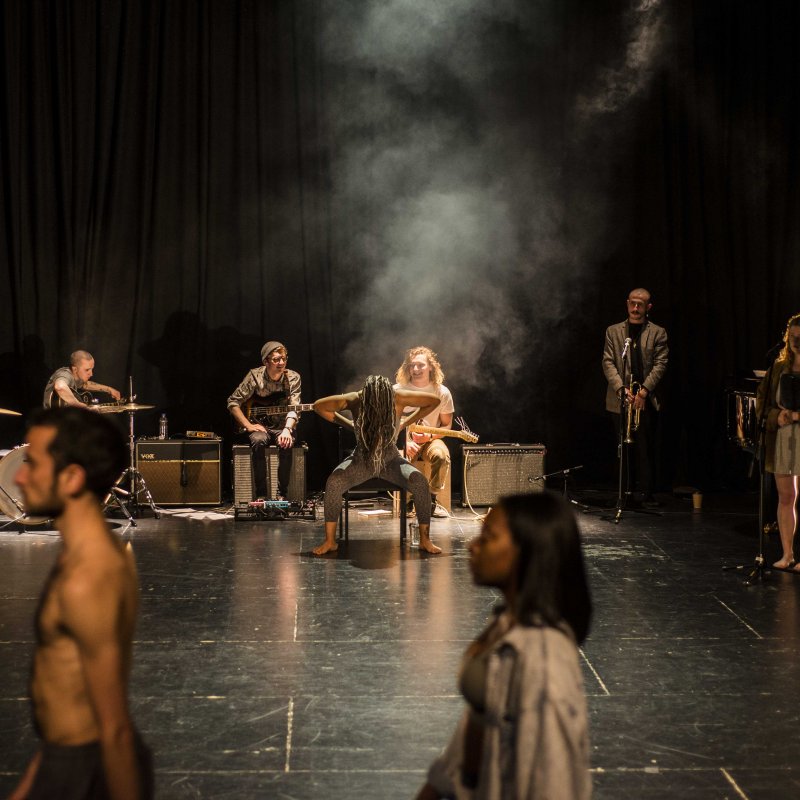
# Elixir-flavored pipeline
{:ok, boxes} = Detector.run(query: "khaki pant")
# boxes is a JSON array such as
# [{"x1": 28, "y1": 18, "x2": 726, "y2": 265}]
[{"x1": 411, "y1": 439, "x2": 450, "y2": 494}]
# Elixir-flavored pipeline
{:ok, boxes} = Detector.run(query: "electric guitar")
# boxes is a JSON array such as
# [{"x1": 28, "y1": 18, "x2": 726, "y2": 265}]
[
  {"x1": 407, "y1": 423, "x2": 479, "y2": 443},
  {"x1": 238, "y1": 401, "x2": 314, "y2": 432},
  {"x1": 51, "y1": 389, "x2": 127, "y2": 413}
]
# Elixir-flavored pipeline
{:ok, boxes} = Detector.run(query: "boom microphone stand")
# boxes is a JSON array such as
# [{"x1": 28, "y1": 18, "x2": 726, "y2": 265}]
[{"x1": 528, "y1": 465, "x2": 592, "y2": 512}]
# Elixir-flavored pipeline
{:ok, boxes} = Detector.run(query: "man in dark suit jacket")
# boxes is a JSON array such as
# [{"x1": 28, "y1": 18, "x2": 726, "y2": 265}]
[{"x1": 602, "y1": 288, "x2": 669, "y2": 505}]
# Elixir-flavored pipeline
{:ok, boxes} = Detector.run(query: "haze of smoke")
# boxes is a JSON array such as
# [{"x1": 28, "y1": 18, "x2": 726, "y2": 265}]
[
  {"x1": 323, "y1": 0, "x2": 667, "y2": 390},
  {"x1": 575, "y1": 0, "x2": 665, "y2": 119}
]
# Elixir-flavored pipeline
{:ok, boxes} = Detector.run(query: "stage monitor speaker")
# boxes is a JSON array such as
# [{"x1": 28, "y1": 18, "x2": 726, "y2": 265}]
[
  {"x1": 232, "y1": 444, "x2": 307, "y2": 508},
  {"x1": 135, "y1": 439, "x2": 222, "y2": 506},
  {"x1": 462, "y1": 444, "x2": 546, "y2": 507}
]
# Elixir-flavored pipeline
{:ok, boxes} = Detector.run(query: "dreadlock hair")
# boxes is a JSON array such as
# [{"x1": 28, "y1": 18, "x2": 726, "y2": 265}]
[
  {"x1": 355, "y1": 375, "x2": 397, "y2": 474},
  {"x1": 777, "y1": 313, "x2": 800, "y2": 364}
]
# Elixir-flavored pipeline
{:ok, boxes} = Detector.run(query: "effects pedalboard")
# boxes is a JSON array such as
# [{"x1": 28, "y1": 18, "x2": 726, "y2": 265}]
[{"x1": 238, "y1": 498, "x2": 317, "y2": 521}]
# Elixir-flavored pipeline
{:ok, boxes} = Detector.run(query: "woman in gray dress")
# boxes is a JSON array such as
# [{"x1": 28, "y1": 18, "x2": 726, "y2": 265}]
[
  {"x1": 416, "y1": 492, "x2": 593, "y2": 799},
  {"x1": 757, "y1": 313, "x2": 800, "y2": 570}
]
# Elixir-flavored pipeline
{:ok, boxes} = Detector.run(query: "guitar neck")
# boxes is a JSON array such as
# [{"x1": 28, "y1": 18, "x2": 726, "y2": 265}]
[{"x1": 408, "y1": 424, "x2": 479, "y2": 443}]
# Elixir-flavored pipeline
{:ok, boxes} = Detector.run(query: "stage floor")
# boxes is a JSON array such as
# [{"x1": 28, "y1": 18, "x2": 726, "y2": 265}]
[{"x1": 1, "y1": 491, "x2": 798, "y2": 799}]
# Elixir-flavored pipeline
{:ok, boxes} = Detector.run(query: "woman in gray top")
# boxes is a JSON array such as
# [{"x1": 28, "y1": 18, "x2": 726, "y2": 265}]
[
  {"x1": 757, "y1": 313, "x2": 800, "y2": 570},
  {"x1": 417, "y1": 492, "x2": 593, "y2": 800}
]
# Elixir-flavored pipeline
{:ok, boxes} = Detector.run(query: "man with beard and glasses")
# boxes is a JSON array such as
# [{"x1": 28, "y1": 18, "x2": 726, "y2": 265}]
[{"x1": 602, "y1": 288, "x2": 669, "y2": 507}]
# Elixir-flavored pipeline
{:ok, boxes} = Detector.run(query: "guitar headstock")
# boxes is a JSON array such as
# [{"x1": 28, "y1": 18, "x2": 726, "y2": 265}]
[{"x1": 455, "y1": 416, "x2": 478, "y2": 442}]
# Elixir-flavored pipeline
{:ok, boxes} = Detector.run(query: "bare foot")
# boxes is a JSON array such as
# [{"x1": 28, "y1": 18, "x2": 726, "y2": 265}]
[
  {"x1": 312, "y1": 541, "x2": 339, "y2": 556},
  {"x1": 419, "y1": 538, "x2": 442, "y2": 555},
  {"x1": 773, "y1": 558, "x2": 795, "y2": 569}
]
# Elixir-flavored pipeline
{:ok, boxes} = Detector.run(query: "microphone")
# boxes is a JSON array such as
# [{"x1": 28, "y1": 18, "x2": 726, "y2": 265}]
[{"x1": 621, "y1": 337, "x2": 632, "y2": 360}]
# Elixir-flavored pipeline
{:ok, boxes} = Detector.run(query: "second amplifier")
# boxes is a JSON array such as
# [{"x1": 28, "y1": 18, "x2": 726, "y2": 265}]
[{"x1": 135, "y1": 439, "x2": 222, "y2": 506}]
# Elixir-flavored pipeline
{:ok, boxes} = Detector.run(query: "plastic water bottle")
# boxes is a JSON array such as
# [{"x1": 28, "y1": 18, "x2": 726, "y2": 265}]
[
  {"x1": 409, "y1": 522, "x2": 420, "y2": 548},
  {"x1": 159, "y1": 413, "x2": 168, "y2": 440}
]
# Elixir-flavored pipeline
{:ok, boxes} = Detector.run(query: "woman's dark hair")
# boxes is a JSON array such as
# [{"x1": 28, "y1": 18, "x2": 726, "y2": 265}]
[
  {"x1": 501, "y1": 491, "x2": 592, "y2": 644},
  {"x1": 27, "y1": 407, "x2": 127, "y2": 500}
]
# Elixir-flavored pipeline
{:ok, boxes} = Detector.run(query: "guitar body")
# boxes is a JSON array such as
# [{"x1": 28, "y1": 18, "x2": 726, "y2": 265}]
[
  {"x1": 50, "y1": 388, "x2": 93, "y2": 408},
  {"x1": 237, "y1": 395, "x2": 314, "y2": 433}
]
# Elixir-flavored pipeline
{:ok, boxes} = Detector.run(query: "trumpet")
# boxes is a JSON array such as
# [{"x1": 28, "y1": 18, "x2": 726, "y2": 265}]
[{"x1": 624, "y1": 380, "x2": 642, "y2": 444}]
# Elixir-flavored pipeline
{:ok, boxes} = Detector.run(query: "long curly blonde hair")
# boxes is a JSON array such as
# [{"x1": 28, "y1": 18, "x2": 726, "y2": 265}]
[
  {"x1": 778, "y1": 313, "x2": 800, "y2": 363},
  {"x1": 355, "y1": 375, "x2": 397, "y2": 473},
  {"x1": 395, "y1": 346, "x2": 445, "y2": 387}
]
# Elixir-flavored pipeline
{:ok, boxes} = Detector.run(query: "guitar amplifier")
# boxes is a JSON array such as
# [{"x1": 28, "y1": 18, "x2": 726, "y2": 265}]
[
  {"x1": 135, "y1": 439, "x2": 222, "y2": 505},
  {"x1": 462, "y1": 444, "x2": 546, "y2": 507},
  {"x1": 232, "y1": 444, "x2": 307, "y2": 513}
]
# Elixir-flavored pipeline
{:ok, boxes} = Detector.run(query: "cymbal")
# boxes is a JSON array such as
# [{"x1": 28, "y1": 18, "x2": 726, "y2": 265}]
[
  {"x1": 0, "y1": 407, "x2": 22, "y2": 416},
  {"x1": 116, "y1": 403, "x2": 156, "y2": 412}
]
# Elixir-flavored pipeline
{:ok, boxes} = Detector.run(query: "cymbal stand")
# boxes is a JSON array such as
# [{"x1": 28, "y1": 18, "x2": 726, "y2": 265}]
[{"x1": 117, "y1": 379, "x2": 160, "y2": 519}]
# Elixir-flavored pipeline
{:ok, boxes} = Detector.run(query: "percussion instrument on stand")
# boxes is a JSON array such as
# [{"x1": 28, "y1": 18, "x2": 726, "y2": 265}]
[
  {"x1": 0, "y1": 445, "x2": 51, "y2": 526},
  {"x1": 110, "y1": 378, "x2": 160, "y2": 519}
]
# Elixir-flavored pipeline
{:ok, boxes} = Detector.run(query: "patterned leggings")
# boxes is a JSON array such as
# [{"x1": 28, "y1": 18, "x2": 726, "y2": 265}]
[{"x1": 323, "y1": 454, "x2": 431, "y2": 525}]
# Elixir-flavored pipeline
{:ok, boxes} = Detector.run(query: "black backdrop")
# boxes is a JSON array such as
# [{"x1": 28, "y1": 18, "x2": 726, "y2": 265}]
[{"x1": 1, "y1": 0, "x2": 799, "y2": 494}]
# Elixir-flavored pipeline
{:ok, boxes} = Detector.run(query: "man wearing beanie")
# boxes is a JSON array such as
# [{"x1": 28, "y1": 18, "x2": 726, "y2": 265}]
[{"x1": 227, "y1": 341, "x2": 302, "y2": 499}]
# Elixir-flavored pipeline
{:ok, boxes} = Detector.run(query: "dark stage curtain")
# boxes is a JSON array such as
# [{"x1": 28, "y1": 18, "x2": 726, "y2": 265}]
[
  {"x1": 0, "y1": 0, "x2": 344, "y2": 487},
  {"x1": 1, "y1": 0, "x2": 798, "y2": 493}
]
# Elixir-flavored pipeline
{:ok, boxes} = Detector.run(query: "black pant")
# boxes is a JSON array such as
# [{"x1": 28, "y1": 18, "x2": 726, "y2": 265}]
[
  {"x1": 246, "y1": 428, "x2": 295, "y2": 498},
  {"x1": 610, "y1": 407, "x2": 658, "y2": 497},
  {"x1": 29, "y1": 733, "x2": 154, "y2": 800}
]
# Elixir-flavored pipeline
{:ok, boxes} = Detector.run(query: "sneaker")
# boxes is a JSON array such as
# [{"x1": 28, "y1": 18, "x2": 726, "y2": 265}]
[{"x1": 431, "y1": 501, "x2": 449, "y2": 518}]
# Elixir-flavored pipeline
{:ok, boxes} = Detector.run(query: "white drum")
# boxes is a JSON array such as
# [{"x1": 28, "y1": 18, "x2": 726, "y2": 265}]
[{"x1": 0, "y1": 445, "x2": 51, "y2": 525}]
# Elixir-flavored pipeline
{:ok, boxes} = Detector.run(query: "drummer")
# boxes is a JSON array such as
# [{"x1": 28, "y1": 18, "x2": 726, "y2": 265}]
[{"x1": 43, "y1": 350, "x2": 122, "y2": 410}]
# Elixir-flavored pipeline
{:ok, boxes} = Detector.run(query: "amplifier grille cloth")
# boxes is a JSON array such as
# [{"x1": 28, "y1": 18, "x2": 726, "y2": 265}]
[
  {"x1": 463, "y1": 446, "x2": 546, "y2": 507},
  {"x1": 232, "y1": 445, "x2": 306, "y2": 505}
]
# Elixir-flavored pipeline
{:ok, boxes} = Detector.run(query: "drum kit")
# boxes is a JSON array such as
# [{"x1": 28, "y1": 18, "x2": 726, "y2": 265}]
[
  {"x1": 0, "y1": 388, "x2": 160, "y2": 527},
  {"x1": 725, "y1": 377, "x2": 762, "y2": 452}
]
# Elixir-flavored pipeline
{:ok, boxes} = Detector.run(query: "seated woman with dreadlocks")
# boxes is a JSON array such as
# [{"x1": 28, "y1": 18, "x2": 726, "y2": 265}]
[{"x1": 312, "y1": 375, "x2": 443, "y2": 555}]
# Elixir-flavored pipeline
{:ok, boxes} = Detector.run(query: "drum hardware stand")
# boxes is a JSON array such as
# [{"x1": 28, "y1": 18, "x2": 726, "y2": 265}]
[
  {"x1": 0, "y1": 484, "x2": 51, "y2": 529},
  {"x1": 116, "y1": 377, "x2": 160, "y2": 519},
  {"x1": 103, "y1": 482, "x2": 136, "y2": 526}
]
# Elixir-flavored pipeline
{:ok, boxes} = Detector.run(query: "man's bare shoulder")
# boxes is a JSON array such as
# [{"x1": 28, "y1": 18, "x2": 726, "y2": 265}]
[{"x1": 59, "y1": 534, "x2": 135, "y2": 607}]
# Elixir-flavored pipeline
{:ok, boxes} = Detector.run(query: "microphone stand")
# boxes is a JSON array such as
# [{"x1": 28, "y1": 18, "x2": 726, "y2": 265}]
[
  {"x1": 528, "y1": 465, "x2": 592, "y2": 512},
  {"x1": 613, "y1": 343, "x2": 632, "y2": 524},
  {"x1": 725, "y1": 355, "x2": 779, "y2": 585}
]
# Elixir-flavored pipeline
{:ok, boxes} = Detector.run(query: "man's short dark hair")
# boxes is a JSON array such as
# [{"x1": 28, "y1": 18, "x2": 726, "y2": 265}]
[{"x1": 27, "y1": 407, "x2": 127, "y2": 499}]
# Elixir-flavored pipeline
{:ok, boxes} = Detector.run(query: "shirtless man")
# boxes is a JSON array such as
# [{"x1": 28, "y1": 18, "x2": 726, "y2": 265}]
[
  {"x1": 311, "y1": 375, "x2": 443, "y2": 555},
  {"x1": 10, "y1": 407, "x2": 152, "y2": 800},
  {"x1": 43, "y1": 350, "x2": 122, "y2": 409}
]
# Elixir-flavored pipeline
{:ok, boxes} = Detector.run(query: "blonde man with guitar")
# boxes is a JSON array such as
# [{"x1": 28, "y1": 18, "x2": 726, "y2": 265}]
[
  {"x1": 394, "y1": 346, "x2": 455, "y2": 517},
  {"x1": 227, "y1": 341, "x2": 306, "y2": 500}
]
